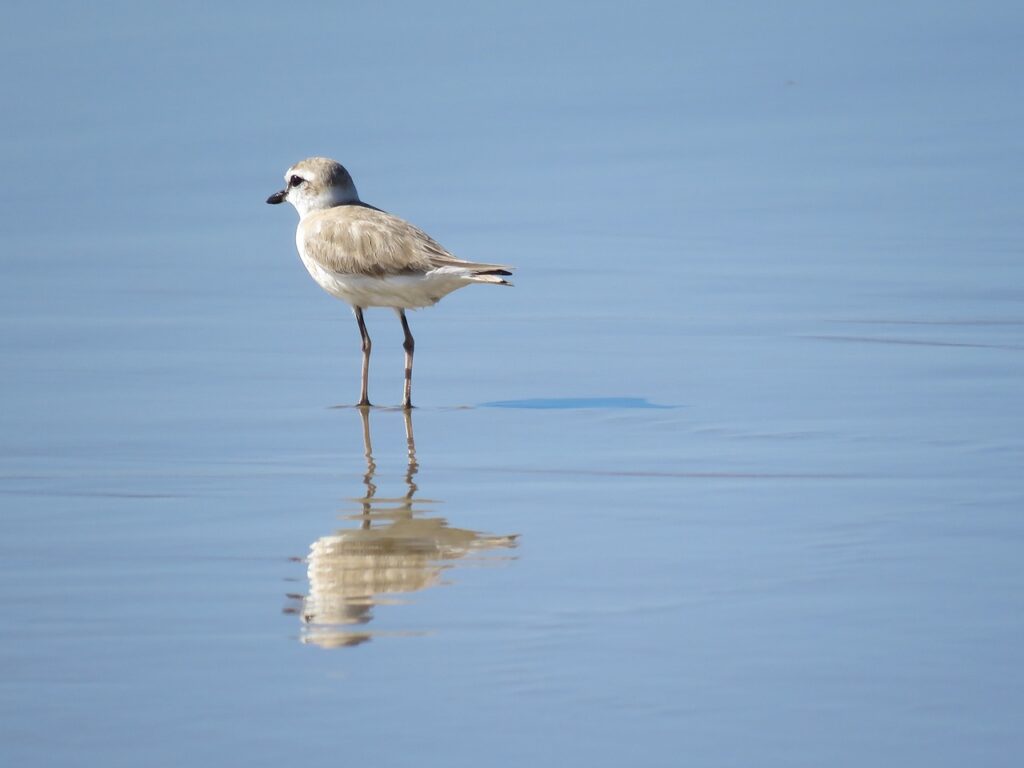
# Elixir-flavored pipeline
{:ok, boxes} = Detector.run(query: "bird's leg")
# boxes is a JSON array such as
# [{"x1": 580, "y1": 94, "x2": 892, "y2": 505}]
[
  {"x1": 354, "y1": 307, "x2": 372, "y2": 407},
  {"x1": 398, "y1": 309, "x2": 415, "y2": 409}
]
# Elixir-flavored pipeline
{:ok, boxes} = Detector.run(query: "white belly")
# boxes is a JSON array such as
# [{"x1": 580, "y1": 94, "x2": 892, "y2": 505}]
[{"x1": 298, "y1": 250, "x2": 471, "y2": 309}]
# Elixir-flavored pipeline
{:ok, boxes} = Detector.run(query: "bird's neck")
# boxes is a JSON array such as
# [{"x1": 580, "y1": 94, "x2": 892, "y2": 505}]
[{"x1": 296, "y1": 185, "x2": 361, "y2": 220}]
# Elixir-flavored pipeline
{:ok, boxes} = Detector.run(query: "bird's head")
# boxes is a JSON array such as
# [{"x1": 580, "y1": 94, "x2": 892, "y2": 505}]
[{"x1": 266, "y1": 157, "x2": 360, "y2": 218}]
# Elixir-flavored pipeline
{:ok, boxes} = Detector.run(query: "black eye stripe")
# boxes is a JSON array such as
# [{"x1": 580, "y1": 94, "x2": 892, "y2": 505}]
[{"x1": 289, "y1": 175, "x2": 304, "y2": 187}]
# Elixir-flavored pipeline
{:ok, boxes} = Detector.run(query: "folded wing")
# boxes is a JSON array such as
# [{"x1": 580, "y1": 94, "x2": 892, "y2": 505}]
[{"x1": 300, "y1": 205, "x2": 514, "y2": 280}]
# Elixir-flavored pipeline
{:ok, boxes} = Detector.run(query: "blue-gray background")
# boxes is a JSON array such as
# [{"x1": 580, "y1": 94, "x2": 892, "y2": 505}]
[{"x1": 2, "y1": 2, "x2": 1023, "y2": 766}]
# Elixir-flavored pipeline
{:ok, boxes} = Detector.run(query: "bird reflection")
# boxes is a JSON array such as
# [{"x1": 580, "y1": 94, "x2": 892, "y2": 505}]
[{"x1": 289, "y1": 408, "x2": 517, "y2": 648}]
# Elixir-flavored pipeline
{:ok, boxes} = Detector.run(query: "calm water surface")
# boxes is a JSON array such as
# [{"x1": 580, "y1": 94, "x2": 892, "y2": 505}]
[{"x1": 2, "y1": 2, "x2": 1023, "y2": 766}]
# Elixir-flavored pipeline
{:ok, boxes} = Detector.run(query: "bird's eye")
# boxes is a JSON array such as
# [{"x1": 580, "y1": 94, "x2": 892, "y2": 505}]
[{"x1": 289, "y1": 175, "x2": 304, "y2": 188}]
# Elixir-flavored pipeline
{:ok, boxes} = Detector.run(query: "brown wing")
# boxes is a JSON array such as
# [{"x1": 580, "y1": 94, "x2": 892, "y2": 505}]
[{"x1": 299, "y1": 205, "x2": 513, "y2": 277}]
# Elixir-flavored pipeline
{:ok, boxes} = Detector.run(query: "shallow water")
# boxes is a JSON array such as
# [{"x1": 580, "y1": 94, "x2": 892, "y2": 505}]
[{"x1": 2, "y1": 2, "x2": 1024, "y2": 767}]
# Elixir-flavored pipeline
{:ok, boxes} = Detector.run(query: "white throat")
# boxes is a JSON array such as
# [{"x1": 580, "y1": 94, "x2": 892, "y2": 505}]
[{"x1": 290, "y1": 183, "x2": 360, "y2": 220}]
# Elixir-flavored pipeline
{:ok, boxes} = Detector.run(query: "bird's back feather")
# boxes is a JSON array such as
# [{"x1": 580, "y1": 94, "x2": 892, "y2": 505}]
[{"x1": 299, "y1": 204, "x2": 513, "y2": 279}]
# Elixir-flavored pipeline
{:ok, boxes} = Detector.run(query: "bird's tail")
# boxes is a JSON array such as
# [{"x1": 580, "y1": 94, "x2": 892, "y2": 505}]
[
  {"x1": 469, "y1": 267, "x2": 513, "y2": 286},
  {"x1": 436, "y1": 262, "x2": 514, "y2": 286}
]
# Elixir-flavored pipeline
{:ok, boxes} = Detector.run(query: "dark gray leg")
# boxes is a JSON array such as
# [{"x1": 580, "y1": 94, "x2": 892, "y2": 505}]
[
  {"x1": 398, "y1": 309, "x2": 415, "y2": 409},
  {"x1": 354, "y1": 307, "x2": 372, "y2": 407}
]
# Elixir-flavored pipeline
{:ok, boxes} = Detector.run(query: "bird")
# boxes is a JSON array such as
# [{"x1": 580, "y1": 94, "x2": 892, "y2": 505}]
[{"x1": 266, "y1": 157, "x2": 513, "y2": 409}]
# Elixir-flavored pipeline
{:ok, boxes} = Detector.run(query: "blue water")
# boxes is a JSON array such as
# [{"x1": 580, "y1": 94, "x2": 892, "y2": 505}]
[
  {"x1": 482, "y1": 397, "x2": 675, "y2": 409},
  {"x1": 2, "y1": 2, "x2": 1023, "y2": 766}
]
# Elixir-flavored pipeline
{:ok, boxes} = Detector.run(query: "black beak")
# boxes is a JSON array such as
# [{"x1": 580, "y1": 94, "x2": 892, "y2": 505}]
[{"x1": 266, "y1": 190, "x2": 287, "y2": 205}]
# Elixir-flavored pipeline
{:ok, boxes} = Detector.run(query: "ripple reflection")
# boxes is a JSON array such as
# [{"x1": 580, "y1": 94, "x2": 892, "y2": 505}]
[{"x1": 291, "y1": 408, "x2": 518, "y2": 648}]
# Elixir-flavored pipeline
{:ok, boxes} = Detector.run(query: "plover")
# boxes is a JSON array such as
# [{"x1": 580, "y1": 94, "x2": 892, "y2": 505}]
[{"x1": 267, "y1": 157, "x2": 513, "y2": 408}]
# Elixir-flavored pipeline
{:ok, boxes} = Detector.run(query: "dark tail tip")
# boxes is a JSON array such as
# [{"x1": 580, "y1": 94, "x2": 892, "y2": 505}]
[{"x1": 477, "y1": 268, "x2": 513, "y2": 276}]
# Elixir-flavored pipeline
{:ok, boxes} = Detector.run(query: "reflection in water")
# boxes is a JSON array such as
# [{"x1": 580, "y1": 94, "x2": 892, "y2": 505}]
[{"x1": 289, "y1": 409, "x2": 518, "y2": 648}]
